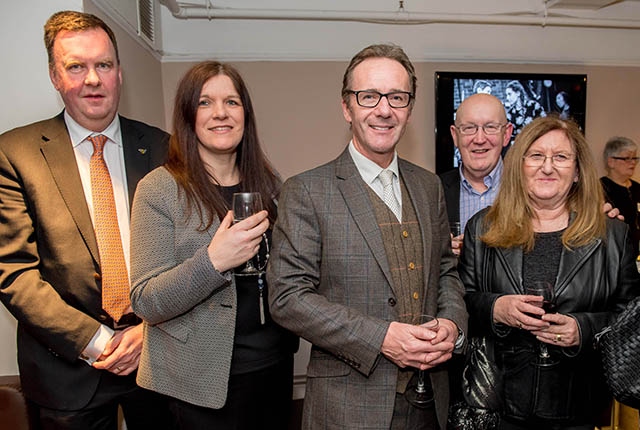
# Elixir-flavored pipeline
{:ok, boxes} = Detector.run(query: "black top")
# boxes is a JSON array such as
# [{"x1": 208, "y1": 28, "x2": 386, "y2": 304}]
[
  {"x1": 219, "y1": 185, "x2": 296, "y2": 375},
  {"x1": 523, "y1": 230, "x2": 564, "y2": 288},
  {"x1": 600, "y1": 176, "x2": 640, "y2": 257}
]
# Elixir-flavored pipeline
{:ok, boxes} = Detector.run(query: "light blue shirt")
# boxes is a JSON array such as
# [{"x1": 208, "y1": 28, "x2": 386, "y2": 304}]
[{"x1": 459, "y1": 158, "x2": 503, "y2": 232}]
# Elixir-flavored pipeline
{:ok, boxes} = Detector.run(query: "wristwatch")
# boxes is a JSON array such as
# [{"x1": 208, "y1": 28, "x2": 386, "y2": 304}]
[{"x1": 454, "y1": 326, "x2": 466, "y2": 351}]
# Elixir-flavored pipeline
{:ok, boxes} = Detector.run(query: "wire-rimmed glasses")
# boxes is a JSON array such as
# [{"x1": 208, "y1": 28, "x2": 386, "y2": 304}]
[
  {"x1": 454, "y1": 123, "x2": 506, "y2": 135},
  {"x1": 523, "y1": 152, "x2": 576, "y2": 168}
]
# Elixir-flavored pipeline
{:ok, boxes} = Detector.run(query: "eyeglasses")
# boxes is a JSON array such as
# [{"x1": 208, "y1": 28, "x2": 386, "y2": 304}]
[
  {"x1": 455, "y1": 123, "x2": 506, "y2": 136},
  {"x1": 346, "y1": 90, "x2": 413, "y2": 108},
  {"x1": 523, "y1": 152, "x2": 576, "y2": 168},
  {"x1": 611, "y1": 156, "x2": 640, "y2": 162}
]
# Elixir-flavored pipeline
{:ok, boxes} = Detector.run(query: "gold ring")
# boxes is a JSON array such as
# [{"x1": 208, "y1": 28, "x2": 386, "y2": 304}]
[
  {"x1": 555, "y1": 334, "x2": 562, "y2": 342},
  {"x1": 115, "y1": 366, "x2": 122, "y2": 371},
  {"x1": 518, "y1": 322, "x2": 523, "y2": 329}
]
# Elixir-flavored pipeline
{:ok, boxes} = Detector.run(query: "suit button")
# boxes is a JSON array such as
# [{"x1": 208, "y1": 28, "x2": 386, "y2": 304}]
[
  {"x1": 388, "y1": 298, "x2": 397, "y2": 307},
  {"x1": 402, "y1": 230, "x2": 409, "y2": 238}
]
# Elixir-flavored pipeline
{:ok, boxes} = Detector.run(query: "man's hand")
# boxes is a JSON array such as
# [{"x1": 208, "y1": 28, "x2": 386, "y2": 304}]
[
  {"x1": 451, "y1": 233, "x2": 464, "y2": 256},
  {"x1": 603, "y1": 202, "x2": 624, "y2": 221},
  {"x1": 381, "y1": 319, "x2": 455, "y2": 371},
  {"x1": 92, "y1": 324, "x2": 143, "y2": 375}
]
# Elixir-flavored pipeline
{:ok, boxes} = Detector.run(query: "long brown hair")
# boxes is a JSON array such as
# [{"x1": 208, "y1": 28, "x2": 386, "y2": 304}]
[
  {"x1": 481, "y1": 115, "x2": 605, "y2": 251},
  {"x1": 165, "y1": 61, "x2": 280, "y2": 230}
]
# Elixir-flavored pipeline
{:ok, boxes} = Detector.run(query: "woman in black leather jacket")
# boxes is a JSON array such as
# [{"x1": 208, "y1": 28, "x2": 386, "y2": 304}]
[{"x1": 460, "y1": 116, "x2": 639, "y2": 429}]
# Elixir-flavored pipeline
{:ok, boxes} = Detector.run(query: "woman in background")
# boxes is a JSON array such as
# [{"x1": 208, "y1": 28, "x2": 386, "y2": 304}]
[
  {"x1": 504, "y1": 80, "x2": 546, "y2": 147},
  {"x1": 601, "y1": 136, "x2": 640, "y2": 257},
  {"x1": 555, "y1": 91, "x2": 570, "y2": 120},
  {"x1": 460, "y1": 116, "x2": 638, "y2": 429},
  {"x1": 129, "y1": 61, "x2": 297, "y2": 429}
]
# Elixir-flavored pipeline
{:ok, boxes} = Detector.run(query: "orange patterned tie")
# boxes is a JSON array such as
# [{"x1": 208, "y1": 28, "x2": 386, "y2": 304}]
[{"x1": 88, "y1": 135, "x2": 130, "y2": 322}]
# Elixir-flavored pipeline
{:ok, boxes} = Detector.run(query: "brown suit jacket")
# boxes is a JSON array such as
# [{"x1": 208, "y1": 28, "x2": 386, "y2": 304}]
[
  {"x1": 268, "y1": 148, "x2": 467, "y2": 429},
  {"x1": 0, "y1": 112, "x2": 168, "y2": 409}
]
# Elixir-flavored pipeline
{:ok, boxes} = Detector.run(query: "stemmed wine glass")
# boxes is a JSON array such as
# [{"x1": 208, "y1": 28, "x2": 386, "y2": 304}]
[
  {"x1": 525, "y1": 281, "x2": 556, "y2": 366},
  {"x1": 405, "y1": 314, "x2": 439, "y2": 408},
  {"x1": 232, "y1": 192, "x2": 263, "y2": 276}
]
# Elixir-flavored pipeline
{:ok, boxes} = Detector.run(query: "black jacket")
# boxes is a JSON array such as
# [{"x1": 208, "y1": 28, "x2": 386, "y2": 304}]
[
  {"x1": 439, "y1": 168, "x2": 460, "y2": 224},
  {"x1": 460, "y1": 208, "x2": 640, "y2": 424}
]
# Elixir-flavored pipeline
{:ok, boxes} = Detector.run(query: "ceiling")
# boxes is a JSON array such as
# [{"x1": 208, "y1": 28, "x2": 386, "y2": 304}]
[{"x1": 94, "y1": 0, "x2": 640, "y2": 65}]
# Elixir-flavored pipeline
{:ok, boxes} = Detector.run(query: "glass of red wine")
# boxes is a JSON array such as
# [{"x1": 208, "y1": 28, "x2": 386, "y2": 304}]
[{"x1": 525, "y1": 281, "x2": 556, "y2": 366}]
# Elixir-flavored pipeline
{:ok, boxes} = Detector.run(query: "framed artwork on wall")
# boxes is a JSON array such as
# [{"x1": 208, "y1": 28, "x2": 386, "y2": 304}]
[{"x1": 434, "y1": 71, "x2": 587, "y2": 174}]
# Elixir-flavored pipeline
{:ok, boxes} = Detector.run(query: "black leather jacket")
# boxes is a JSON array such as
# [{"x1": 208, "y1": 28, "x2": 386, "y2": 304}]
[{"x1": 460, "y1": 208, "x2": 640, "y2": 424}]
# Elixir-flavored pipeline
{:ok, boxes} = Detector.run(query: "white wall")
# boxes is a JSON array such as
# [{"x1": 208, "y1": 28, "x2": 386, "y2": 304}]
[{"x1": 0, "y1": 0, "x2": 83, "y2": 377}]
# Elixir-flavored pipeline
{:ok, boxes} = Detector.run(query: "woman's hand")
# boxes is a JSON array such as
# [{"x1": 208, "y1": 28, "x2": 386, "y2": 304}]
[
  {"x1": 532, "y1": 313, "x2": 580, "y2": 347},
  {"x1": 207, "y1": 210, "x2": 269, "y2": 273},
  {"x1": 493, "y1": 294, "x2": 550, "y2": 331}
]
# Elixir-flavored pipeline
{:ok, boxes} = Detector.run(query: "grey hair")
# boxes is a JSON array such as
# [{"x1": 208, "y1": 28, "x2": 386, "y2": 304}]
[{"x1": 603, "y1": 136, "x2": 638, "y2": 165}]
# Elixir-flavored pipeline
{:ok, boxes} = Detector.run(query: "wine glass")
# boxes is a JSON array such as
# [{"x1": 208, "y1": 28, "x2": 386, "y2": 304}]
[
  {"x1": 232, "y1": 192, "x2": 263, "y2": 275},
  {"x1": 525, "y1": 281, "x2": 556, "y2": 366},
  {"x1": 405, "y1": 314, "x2": 439, "y2": 408}
]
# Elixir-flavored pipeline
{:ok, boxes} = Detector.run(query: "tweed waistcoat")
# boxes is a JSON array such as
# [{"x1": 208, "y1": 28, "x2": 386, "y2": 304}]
[{"x1": 367, "y1": 179, "x2": 424, "y2": 392}]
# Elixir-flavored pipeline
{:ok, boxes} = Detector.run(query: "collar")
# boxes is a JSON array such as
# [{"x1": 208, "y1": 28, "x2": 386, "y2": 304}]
[
  {"x1": 460, "y1": 157, "x2": 503, "y2": 191},
  {"x1": 64, "y1": 110, "x2": 122, "y2": 148},
  {"x1": 348, "y1": 140, "x2": 399, "y2": 186}
]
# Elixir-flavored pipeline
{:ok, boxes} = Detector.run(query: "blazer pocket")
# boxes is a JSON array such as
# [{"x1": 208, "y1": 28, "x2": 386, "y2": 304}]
[
  {"x1": 307, "y1": 349, "x2": 352, "y2": 378},
  {"x1": 155, "y1": 318, "x2": 191, "y2": 343}
]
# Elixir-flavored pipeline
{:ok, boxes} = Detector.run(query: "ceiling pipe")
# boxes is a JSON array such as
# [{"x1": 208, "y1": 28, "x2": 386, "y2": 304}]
[{"x1": 158, "y1": 0, "x2": 640, "y2": 29}]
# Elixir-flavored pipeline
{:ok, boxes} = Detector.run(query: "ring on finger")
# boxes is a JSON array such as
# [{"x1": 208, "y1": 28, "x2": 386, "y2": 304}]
[
  {"x1": 555, "y1": 334, "x2": 562, "y2": 342},
  {"x1": 518, "y1": 321, "x2": 523, "y2": 329}
]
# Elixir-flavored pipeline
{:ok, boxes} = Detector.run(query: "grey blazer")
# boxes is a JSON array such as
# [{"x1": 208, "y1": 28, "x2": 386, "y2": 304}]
[
  {"x1": 267, "y1": 148, "x2": 467, "y2": 429},
  {"x1": 130, "y1": 167, "x2": 236, "y2": 409}
]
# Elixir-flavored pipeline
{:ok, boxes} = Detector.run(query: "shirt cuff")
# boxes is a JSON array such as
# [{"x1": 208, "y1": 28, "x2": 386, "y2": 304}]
[{"x1": 80, "y1": 325, "x2": 115, "y2": 365}]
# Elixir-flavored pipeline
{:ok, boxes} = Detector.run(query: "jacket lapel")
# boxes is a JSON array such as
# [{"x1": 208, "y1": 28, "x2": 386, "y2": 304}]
[
  {"x1": 555, "y1": 238, "x2": 600, "y2": 296},
  {"x1": 120, "y1": 116, "x2": 150, "y2": 205},
  {"x1": 334, "y1": 149, "x2": 396, "y2": 291},
  {"x1": 495, "y1": 246, "x2": 524, "y2": 293},
  {"x1": 39, "y1": 115, "x2": 100, "y2": 263}
]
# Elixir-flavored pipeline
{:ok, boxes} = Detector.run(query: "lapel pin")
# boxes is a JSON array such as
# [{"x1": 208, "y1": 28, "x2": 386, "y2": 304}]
[{"x1": 138, "y1": 148, "x2": 147, "y2": 154}]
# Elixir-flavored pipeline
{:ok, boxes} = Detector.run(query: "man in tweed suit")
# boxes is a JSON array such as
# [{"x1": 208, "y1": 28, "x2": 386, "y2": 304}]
[{"x1": 268, "y1": 44, "x2": 468, "y2": 429}]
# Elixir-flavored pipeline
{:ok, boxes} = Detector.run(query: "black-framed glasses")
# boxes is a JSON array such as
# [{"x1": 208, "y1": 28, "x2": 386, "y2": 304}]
[
  {"x1": 611, "y1": 156, "x2": 640, "y2": 162},
  {"x1": 455, "y1": 123, "x2": 506, "y2": 136},
  {"x1": 346, "y1": 90, "x2": 413, "y2": 108},
  {"x1": 523, "y1": 152, "x2": 576, "y2": 168}
]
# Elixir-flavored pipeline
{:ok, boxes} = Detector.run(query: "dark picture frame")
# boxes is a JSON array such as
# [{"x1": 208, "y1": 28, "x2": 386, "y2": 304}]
[{"x1": 434, "y1": 71, "x2": 587, "y2": 174}]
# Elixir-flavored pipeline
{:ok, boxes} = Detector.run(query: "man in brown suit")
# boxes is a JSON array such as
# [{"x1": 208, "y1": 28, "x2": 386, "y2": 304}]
[
  {"x1": 268, "y1": 44, "x2": 468, "y2": 429},
  {"x1": 0, "y1": 11, "x2": 170, "y2": 429}
]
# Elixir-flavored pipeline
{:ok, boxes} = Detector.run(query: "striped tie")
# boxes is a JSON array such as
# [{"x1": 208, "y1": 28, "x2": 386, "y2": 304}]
[
  {"x1": 379, "y1": 169, "x2": 401, "y2": 222},
  {"x1": 88, "y1": 135, "x2": 130, "y2": 322}
]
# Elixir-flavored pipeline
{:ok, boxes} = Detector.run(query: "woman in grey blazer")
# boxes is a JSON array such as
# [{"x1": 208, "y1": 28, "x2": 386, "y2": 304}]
[{"x1": 129, "y1": 61, "x2": 297, "y2": 429}]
